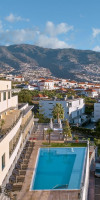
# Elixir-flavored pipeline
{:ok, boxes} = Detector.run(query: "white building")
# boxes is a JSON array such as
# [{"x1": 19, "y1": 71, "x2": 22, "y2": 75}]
[
  {"x1": 38, "y1": 79, "x2": 54, "y2": 91},
  {"x1": 85, "y1": 89, "x2": 98, "y2": 98},
  {"x1": 23, "y1": 84, "x2": 38, "y2": 90},
  {"x1": 6, "y1": 75, "x2": 24, "y2": 82},
  {"x1": 0, "y1": 80, "x2": 34, "y2": 188},
  {"x1": 94, "y1": 102, "x2": 100, "y2": 121},
  {"x1": 39, "y1": 97, "x2": 85, "y2": 124},
  {"x1": 68, "y1": 80, "x2": 78, "y2": 88},
  {"x1": 14, "y1": 75, "x2": 24, "y2": 82}
]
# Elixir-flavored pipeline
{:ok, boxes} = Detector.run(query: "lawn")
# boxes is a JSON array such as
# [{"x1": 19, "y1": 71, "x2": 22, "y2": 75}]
[{"x1": 42, "y1": 142, "x2": 87, "y2": 147}]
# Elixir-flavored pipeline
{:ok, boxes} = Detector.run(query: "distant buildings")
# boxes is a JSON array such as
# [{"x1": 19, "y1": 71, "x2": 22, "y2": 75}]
[
  {"x1": 6, "y1": 74, "x2": 24, "y2": 82},
  {"x1": 38, "y1": 79, "x2": 55, "y2": 91},
  {"x1": 85, "y1": 89, "x2": 98, "y2": 98}
]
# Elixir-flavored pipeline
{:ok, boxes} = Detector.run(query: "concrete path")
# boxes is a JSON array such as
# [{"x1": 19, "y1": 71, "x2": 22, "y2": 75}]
[{"x1": 88, "y1": 171, "x2": 95, "y2": 200}]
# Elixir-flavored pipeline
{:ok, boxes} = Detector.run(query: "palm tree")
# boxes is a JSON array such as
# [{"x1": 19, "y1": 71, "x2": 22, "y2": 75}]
[
  {"x1": 52, "y1": 103, "x2": 64, "y2": 123},
  {"x1": 63, "y1": 120, "x2": 72, "y2": 141},
  {"x1": 46, "y1": 128, "x2": 53, "y2": 144}
]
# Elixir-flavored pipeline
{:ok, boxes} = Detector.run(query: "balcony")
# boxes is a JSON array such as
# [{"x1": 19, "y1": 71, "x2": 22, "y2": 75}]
[
  {"x1": 0, "y1": 110, "x2": 22, "y2": 140},
  {"x1": 21, "y1": 114, "x2": 33, "y2": 132}
]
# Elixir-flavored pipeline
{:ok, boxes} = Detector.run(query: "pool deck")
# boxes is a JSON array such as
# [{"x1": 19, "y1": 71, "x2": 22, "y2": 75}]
[{"x1": 17, "y1": 140, "x2": 81, "y2": 200}]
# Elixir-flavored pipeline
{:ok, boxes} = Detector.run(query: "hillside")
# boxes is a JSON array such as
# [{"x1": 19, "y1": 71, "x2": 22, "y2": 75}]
[{"x1": 0, "y1": 44, "x2": 100, "y2": 81}]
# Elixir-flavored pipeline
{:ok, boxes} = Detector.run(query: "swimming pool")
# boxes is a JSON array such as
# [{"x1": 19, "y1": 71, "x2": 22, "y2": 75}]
[{"x1": 31, "y1": 147, "x2": 87, "y2": 190}]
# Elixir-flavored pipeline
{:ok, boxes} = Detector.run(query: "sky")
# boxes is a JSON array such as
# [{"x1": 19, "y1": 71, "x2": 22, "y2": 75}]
[{"x1": 0, "y1": 0, "x2": 100, "y2": 51}]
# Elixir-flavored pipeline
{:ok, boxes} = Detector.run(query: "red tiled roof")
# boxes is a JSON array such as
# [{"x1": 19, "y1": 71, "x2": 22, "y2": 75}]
[
  {"x1": 70, "y1": 80, "x2": 77, "y2": 83},
  {"x1": 79, "y1": 82, "x2": 86, "y2": 84},
  {"x1": 86, "y1": 89, "x2": 97, "y2": 92},
  {"x1": 87, "y1": 83, "x2": 94, "y2": 85},
  {"x1": 15, "y1": 76, "x2": 23, "y2": 78}
]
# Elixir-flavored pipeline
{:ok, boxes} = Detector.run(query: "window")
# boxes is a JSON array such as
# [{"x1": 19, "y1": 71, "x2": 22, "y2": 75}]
[
  {"x1": 2, "y1": 153, "x2": 5, "y2": 170},
  {"x1": 3, "y1": 92, "x2": 6, "y2": 101},
  {"x1": 77, "y1": 110, "x2": 79, "y2": 116},
  {"x1": 68, "y1": 102, "x2": 72, "y2": 107},
  {"x1": 8, "y1": 91, "x2": 10, "y2": 99}
]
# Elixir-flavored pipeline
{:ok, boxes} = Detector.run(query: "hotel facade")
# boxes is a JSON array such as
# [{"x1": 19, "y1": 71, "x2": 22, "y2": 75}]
[{"x1": 0, "y1": 80, "x2": 34, "y2": 187}]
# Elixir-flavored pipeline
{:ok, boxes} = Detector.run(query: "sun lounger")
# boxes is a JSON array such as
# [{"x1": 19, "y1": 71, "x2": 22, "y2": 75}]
[
  {"x1": 19, "y1": 170, "x2": 26, "y2": 175},
  {"x1": 12, "y1": 184, "x2": 22, "y2": 191},
  {"x1": 16, "y1": 176, "x2": 25, "y2": 183}
]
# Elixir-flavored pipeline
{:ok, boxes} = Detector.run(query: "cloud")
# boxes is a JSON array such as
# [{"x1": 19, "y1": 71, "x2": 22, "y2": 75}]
[
  {"x1": 0, "y1": 20, "x2": 74, "y2": 48},
  {"x1": 0, "y1": 20, "x2": 3, "y2": 32},
  {"x1": 5, "y1": 13, "x2": 29, "y2": 23},
  {"x1": 35, "y1": 34, "x2": 73, "y2": 49},
  {"x1": 93, "y1": 46, "x2": 100, "y2": 51},
  {"x1": 0, "y1": 29, "x2": 36, "y2": 44},
  {"x1": 45, "y1": 21, "x2": 73, "y2": 36},
  {"x1": 92, "y1": 28, "x2": 100, "y2": 38}
]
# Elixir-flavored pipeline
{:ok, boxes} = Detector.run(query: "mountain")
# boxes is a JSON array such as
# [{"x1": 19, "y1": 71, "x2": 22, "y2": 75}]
[{"x1": 0, "y1": 44, "x2": 100, "y2": 81}]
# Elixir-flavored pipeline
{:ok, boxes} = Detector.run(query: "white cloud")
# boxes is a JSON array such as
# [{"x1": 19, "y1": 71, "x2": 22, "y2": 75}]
[
  {"x1": 93, "y1": 46, "x2": 100, "y2": 51},
  {"x1": 45, "y1": 21, "x2": 73, "y2": 36},
  {"x1": 36, "y1": 34, "x2": 73, "y2": 49},
  {"x1": 5, "y1": 13, "x2": 29, "y2": 23},
  {"x1": 0, "y1": 20, "x2": 3, "y2": 32},
  {"x1": 92, "y1": 28, "x2": 100, "y2": 38},
  {"x1": 0, "y1": 20, "x2": 74, "y2": 48},
  {"x1": 0, "y1": 29, "x2": 36, "y2": 44}
]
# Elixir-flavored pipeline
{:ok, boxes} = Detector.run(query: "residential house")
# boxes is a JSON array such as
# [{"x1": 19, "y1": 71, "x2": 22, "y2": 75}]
[
  {"x1": 85, "y1": 89, "x2": 98, "y2": 98},
  {"x1": 39, "y1": 97, "x2": 85, "y2": 125}
]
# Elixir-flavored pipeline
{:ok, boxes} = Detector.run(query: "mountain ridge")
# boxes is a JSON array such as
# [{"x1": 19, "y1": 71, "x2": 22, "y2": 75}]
[{"x1": 0, "y1": 44, "x2": 100, "y2": 81}]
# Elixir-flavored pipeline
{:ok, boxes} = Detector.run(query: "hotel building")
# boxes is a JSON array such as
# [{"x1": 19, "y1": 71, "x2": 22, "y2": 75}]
[{"x1": 0, "y1": 80, "x2": 34, "y2": 188}]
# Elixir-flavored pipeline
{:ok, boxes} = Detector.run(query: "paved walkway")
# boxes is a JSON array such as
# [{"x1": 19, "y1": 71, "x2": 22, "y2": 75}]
[
  {"x1": 88, "y1": 171, "x2": 95, "y2": 200},
  {"x1": 17, "y1": 140, "x2": 42, "y2": 200}
]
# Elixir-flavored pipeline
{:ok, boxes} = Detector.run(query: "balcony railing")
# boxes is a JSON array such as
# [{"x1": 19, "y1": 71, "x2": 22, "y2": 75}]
[
  {"x1": 0, "y1": 112, "x2": 22, "y2": 142},
  {"x1": 21, "y1": 114, "x2": 33, "y2": 132},
  {"x1": 9, "y1": 129, "x2": 21, "y2": 157}
]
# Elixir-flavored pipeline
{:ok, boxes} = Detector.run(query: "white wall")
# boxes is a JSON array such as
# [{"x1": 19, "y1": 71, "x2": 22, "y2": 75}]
[
  {"x1": 0, "y1": 94, "x2": 18, "y2": 113},
  {"x1": 39, "y1": 98, "x2": 85, "y2": 122},
  {"x1": 94, "y1": 103, "x2": 100, "y2": 121},
  {"x1": 0, "y1": 81, "x2": 11, "y2": 90},
  {"x1": 0, "y1": 117, "x2": 22, "y2": 185},
  {"x1": 81, "y1": 147, "x2": 89, "y2": 200}
]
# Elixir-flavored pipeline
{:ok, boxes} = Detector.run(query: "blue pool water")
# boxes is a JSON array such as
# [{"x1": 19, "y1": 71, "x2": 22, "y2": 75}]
[{"x1": 31, "y1": 147, "x2": 87, "y2": 190}]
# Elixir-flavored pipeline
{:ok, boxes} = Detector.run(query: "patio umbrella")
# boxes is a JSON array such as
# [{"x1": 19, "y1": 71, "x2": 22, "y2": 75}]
[{"x1": 50, "y1": 118, "x2": 53, "y2": 129}]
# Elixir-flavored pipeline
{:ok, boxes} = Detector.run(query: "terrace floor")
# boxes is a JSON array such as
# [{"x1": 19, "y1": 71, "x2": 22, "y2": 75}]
[{"x1": 1, "y1": 109, "x2": 21, "y2": 133}]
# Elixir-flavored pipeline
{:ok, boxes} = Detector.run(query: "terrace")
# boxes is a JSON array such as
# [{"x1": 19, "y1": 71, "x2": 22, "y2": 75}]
[
  {"x1": 4, "y1": 139, "x2": 89, "y2": 200},
  {"x1": 0, "y1": 110, "x2": 21, "y2": 140}
]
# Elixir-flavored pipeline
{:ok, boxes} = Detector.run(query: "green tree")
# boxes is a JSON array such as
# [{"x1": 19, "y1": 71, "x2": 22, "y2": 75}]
[
  {"x1": 95, "y1": 120, "x2": 100, "y2": 137},
  {"x1": 52, "y1": 103, "x2": 64, "y2": 122},
  {"x1": 63, "y1": 120, "x2": 72, "y2": 141},
  {"x1": 46, "y1": 128, "x2": 53, "y2": 144},
  {"x1": 18, "y1": 90, "x2": 32, "y2": 103}
]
